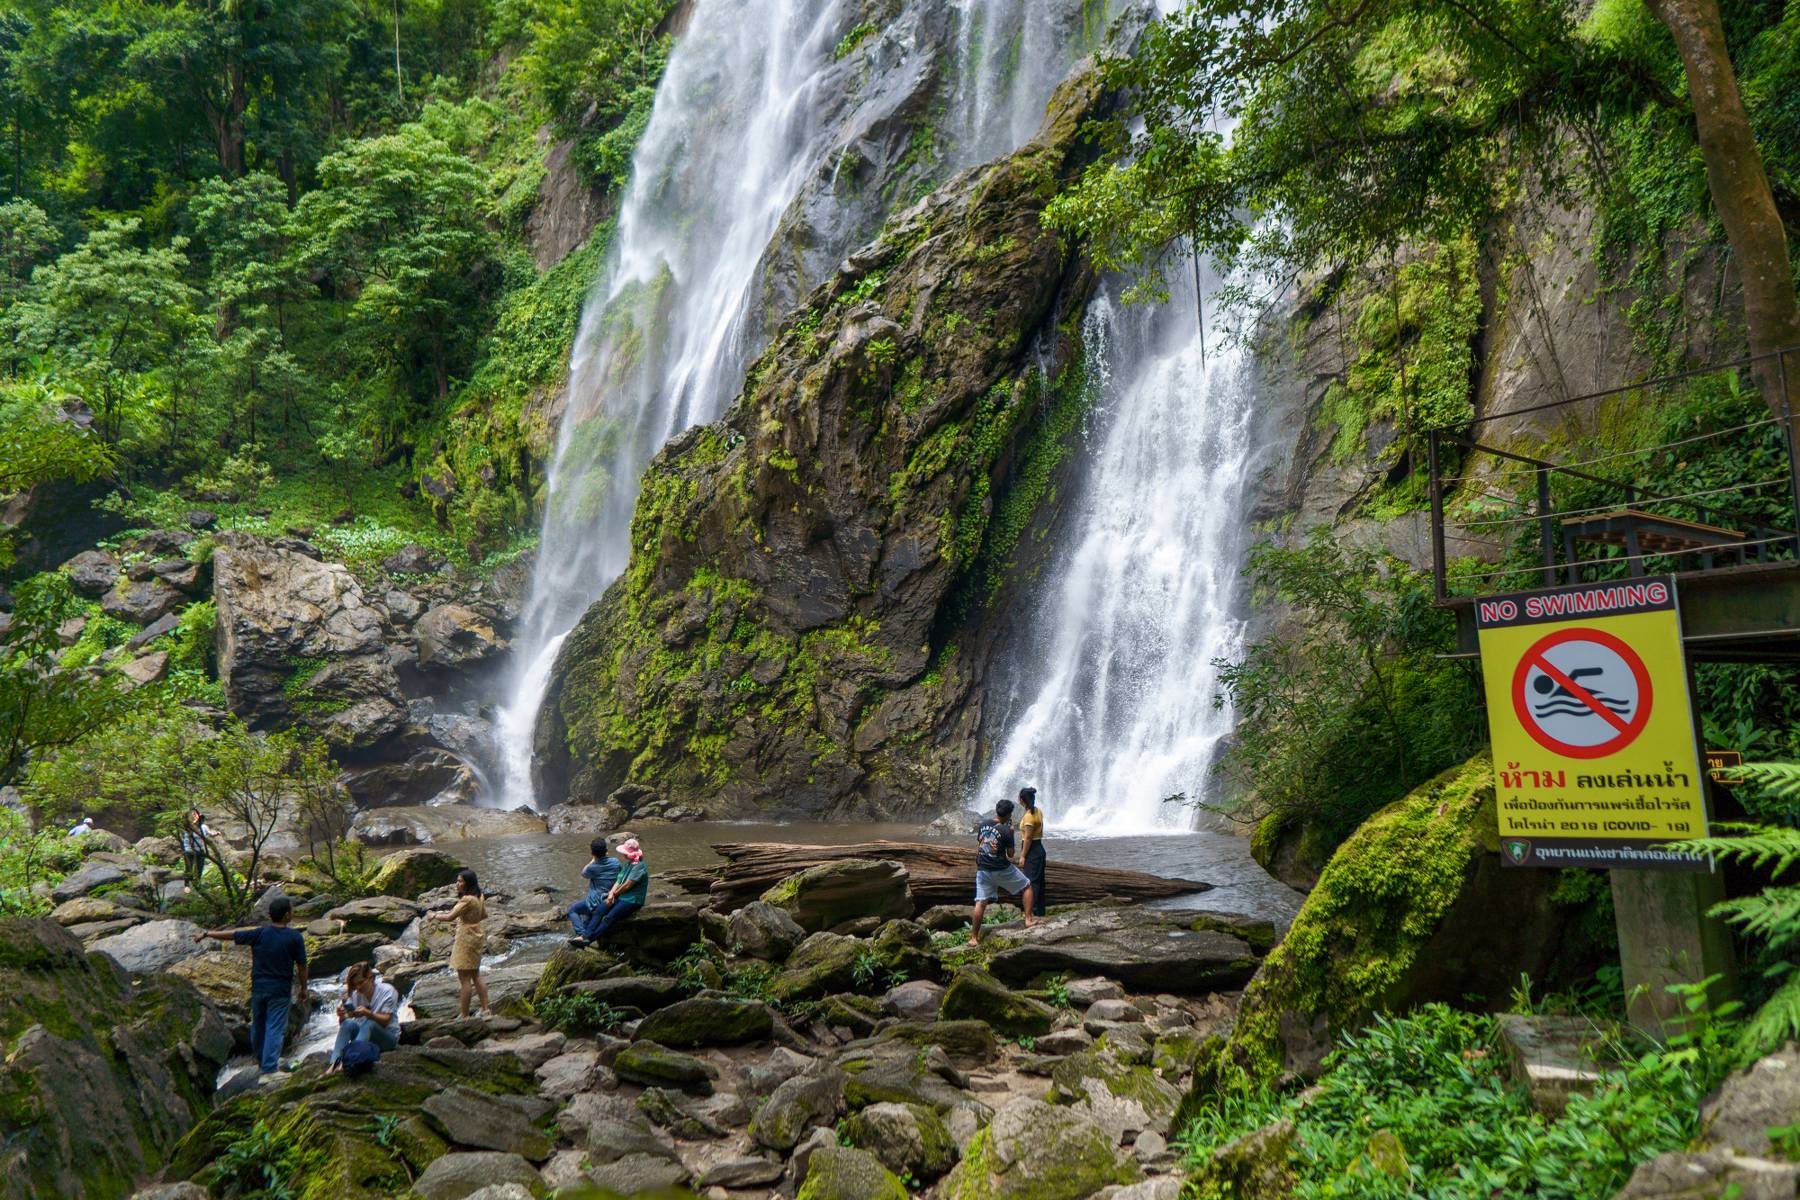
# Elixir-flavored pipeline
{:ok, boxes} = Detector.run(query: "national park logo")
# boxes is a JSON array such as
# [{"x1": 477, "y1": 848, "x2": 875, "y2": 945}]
[{"x1": 1502, "y1": 839, "x2": 1533, "y2": 865}]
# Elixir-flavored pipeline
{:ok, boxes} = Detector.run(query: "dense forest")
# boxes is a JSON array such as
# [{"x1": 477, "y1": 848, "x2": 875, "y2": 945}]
[{"x1": 3, "y1": 0, "x2": 1800, "y2": 1196}]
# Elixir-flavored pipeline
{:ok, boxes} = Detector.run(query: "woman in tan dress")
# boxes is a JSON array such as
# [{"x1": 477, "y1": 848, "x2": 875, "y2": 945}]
[{"x1": 430, "y1": 869, "x2": 491, "y2": 1017}]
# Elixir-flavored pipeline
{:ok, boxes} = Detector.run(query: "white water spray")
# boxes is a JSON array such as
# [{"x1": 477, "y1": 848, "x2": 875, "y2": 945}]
[
  {"x1": 980, "y1": 263, "x2": 1256, "y2": 834},
  {"x1": 492, "y1": 0, "x2": 1114, "y2": 809}
]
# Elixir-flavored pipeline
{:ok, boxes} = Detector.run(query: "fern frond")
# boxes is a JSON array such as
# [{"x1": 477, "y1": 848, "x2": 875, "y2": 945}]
[
  {"x1": 1676, "y1": 824, "x2": 1800, "y2": 874},
  {"x1": 1740, "y1": 970, "x2": 1800, "y2": 1057},
  {"x1": 1727, "y1": 762, "x2": 1800, "y2": 810},
  {"x1": 1710, "y1": 886, "x2": 1800, "y2": 945}
]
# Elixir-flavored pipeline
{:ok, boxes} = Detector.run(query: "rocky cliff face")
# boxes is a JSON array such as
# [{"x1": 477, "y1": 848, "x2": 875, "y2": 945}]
[{"x1": 535, "y1": 70, "x2": 1113, "y2": 820}]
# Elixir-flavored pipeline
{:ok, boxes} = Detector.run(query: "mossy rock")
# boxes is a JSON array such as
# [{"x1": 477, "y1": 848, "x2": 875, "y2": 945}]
[
  {"x1": 613, "y1": 1040, "x2": 714, "y2": 1092},
  {"x1": 600, "y1": 901, "x2": 705, "y2": 967},
  {"x1": 633, "y1": 996, "x2": 774, "y2": 1047},
  {"x1": 367, "y1": 847, "x2": 462, "y2": 898},
  {"x1": 938, "y1": 967, "x2": 1054, "y2": 1037},
  {"x1": 304, "y1": 930, "x2": 386, "y2": 976},
  {"x1": 943, "y1": 1097, "x2": 1139, "y2": 1200},
  {"x1": 1212, "y1": 755, "x2": 1601, "y2": 1090},
  {"x1": 870, "y1": 917, "x2": 941, "y2": 981},
  {"x1": 168, "y1": 1046, "x2": 536, "y2": 1200},
  {"x1": 529, "y1": 944, "x2": 632, "y2": 1005},
  {"x1": 1046, "y1": 1044, "x2": 1181, "y2": 1136},
  {"x1": 761, "y1": 859, "x2": 913, "y2": 934},
  {"x1": 797, "y1": 1145, "x2": 908, "y2": 1200},
  {"x1": 873, "y1": 1018, "x2": 998, "y2": 1066},
  {"x1": 769, "y1": 931, "x2": 863, "y2": 1002},
  {"x1": 842, "y1": 1101, "x2": 959, "y2": 1181},
  {"x1": 1152, "y1": 1030, "x2": 1206, "y2": 1078}
]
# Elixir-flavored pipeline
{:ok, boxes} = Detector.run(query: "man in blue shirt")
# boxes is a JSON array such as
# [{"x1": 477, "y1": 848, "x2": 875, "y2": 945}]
[
  {"x1": 567, "y1": 836, "x2": 621, "y2": 941},
  {"x1": 194, "y1": 895, "x2": 309, "y2": 1074}
]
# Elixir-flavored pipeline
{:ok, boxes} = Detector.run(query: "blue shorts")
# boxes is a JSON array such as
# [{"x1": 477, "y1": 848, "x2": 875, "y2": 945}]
[{"x1": 975, "y1": 865, "x2": 1031, "y2": 903}]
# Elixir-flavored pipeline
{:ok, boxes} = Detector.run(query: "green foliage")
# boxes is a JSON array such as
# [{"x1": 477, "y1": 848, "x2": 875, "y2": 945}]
[
  {"x1": 1182, "y1": 997, "x2": 1736, "y2": 1199},
  {"x1": 851, "y1": 947, "x2": 882, "y2": 988},
  {"x1": 206, "y1": 1118, "x2": 305, "y2": 1200},
  {"x1": 1213, "y1": 531, "x2": 1485, "y2": 850},
  {"x1": 0, "y1": 808, "x2": 84, "y2": 916},
  {"x1": 834, "y1": 21, "x2": 877, "y2": 60},
  {"x1": 0, "y1": 574, "x2": 135, "y2": 788},
  {"x1": 533, "y1": 989, "x2": 625, "y2": 1035}
]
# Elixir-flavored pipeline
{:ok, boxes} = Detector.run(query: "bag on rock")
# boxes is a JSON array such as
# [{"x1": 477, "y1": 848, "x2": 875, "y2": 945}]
[{"x1": 342, "y1": 1039, "x2": 382, "y2": 1077}]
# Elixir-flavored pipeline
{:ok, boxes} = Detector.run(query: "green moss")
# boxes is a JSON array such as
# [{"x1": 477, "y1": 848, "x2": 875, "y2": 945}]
[{"x1": 833, "y1": 20, "x2": 877, "y2": 60}]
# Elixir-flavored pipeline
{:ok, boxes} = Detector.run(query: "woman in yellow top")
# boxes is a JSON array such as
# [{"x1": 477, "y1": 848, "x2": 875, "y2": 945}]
[
  {"x1": 1017, "y1": 786, "x2": 1046, "y2": 917},
  {"x1": 429, "y1": 869, "x2": 491, "y2": 1018}
]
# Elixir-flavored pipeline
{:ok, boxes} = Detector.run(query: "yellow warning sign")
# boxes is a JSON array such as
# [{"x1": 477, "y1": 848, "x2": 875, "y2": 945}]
[{"x1": 1475, "y1": 576, "x2": 1710, "y2": 871}]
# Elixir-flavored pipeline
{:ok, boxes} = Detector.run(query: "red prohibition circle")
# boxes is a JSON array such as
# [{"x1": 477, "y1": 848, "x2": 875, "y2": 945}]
[{"x1": 1510, "y1": 626, "x2": 1654, "y2": 759}]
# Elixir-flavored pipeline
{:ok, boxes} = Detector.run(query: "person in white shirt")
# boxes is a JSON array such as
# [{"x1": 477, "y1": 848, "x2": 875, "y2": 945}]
[
  {"x1": 325, "y1": 961, "x2": 402, "y2": 1072},
  {"x1": 67, "y1": 817, "x2": 95, "y2": 837}
]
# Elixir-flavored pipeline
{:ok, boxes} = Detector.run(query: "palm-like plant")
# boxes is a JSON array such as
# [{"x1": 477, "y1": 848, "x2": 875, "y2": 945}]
[{"x1": 1679, "y1": 761, "x2": 1800, "y2": 1051}]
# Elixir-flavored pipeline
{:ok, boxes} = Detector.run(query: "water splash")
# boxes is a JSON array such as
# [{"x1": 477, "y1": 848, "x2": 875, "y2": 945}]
[
  {"x1": 491, "y1": 0, "x2": 1114, "y2": 809},
  {"x1": 979, "y1": 264, "x2": 1256, "y2": 834}
]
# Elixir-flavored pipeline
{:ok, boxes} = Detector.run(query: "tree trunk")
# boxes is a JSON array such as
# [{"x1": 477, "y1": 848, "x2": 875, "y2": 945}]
[{"x1": 1647, "y1": 0, "x2": 1800, "y2": 417}]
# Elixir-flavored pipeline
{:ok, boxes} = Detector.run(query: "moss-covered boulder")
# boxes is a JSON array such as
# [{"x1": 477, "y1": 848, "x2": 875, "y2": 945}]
[
  {"x1": 323, "y1": 894, "x2": 422, "y2": 937},
  {"x1": 870, "y1": 917, "x2": 940, "y2": 981},
  {"x1": 751, "y1": 1065, "x2": 848, "y2": 1152},
  {"x1": 633, "y1": 996, "x2": 775, "y2": 1047},
  {"x1": 0, "y1": 918, "x2": 233, "y2": 1199},
  {"x1": 835, "y1": 1040, "x2": 975, "y2": 1112},
  {"x1": 613, "y1": 1041, "x2": 714, "y2": 1093},
  {"x1": 874, "y1": 1019, "x2": 1000, "y2": 1067},
  {"x1": 166, "y1": 1046, "x2": 538, "y2": 1200},
  {"x1": 843, "y1": 1101, "x2": 959, "y2": 1181},
  {"x1": 1208, "y1": 755, "x2": 1604, "y2": 1092},
  {"x1": 368, "y1": 847, "x2": 462, "y2": 898},
  {"x1": 529, "y1": 944, "x2": 631, "y2": 1004},
  {"x1": 536, "y1": 67, "x2": 1119, "y2": 817},
  {"x1": 598, "y1": 901, "x2": 704, "y2": 966},
  {"x1": 944, "y1": 1097, "x2": 1140, "y2": 1199},
  {"x1": 1047, "y1": 1041, "x2": 1182, "y2": 1140},
  {"x1": 797, "y1": 1145, "x2": 909, "y2": 1200},
  {"x1": 769, "y1": 931, "x2": 864, "y2": 1002},
  {"x1": 939, "y1": 966, "x2": 1055, "y2": 1037},
  {"x1": 304, "y1": 930, "x2": 386, "y2": 975},
  {"x1": 761, "y1": 859, "x2": 913, "y2": 933}
]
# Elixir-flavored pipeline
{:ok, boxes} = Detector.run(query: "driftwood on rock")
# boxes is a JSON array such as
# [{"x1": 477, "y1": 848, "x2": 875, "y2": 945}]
[{"x1": 705, "y1": 841, "x2": 1211, "y2": 913}]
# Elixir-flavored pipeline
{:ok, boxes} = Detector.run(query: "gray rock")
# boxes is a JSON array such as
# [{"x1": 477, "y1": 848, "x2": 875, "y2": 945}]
[
  {"x1": 538, "y1": 1149, "x2": 589, "y2": 1192},
  {"x1": 151, "y1": 558, "x2": 204, "y2": 593},
  {"x1": 1048, "y1": 1043, "x2": 1182, "y2": 1141},
  {"x1": 562, "y1": 974, "x2": 684, "y2": 1011},
  {"x1": 479, "y1": 1030, "x2": 567, "y2": 1070},
  {"x1": 762, "y1": 858, "x2": 913, "y2": 933},
  {"x1": 129, "y1": 1186, "x2": 212, "y2": 1200},
  {"x1": 944, "y1": 1097, "x2": 1141, "y2": 1198},
  {"x1": 63, "y1": 549, "x2": 120, "y2": 595},
  {"x1": 1035, "y1": 1028, "x2": 1095, "y2": 1056},
  {"x1": 50, "y1": 861, "x2": 128, "y2": 903},
  {"x1": 613, "y1": 1040, "x2": 715, "y2": 1092},
  {"x1": 324, "y1": 894, "x2": 422, "y2": 938},
  {"x1": 212, "y1": 532, "x2": 406, "y2": 752},
  {"x1": 416, "y1": 603, "x2": 507, "y2": 669},
  {"x1": 422, "y1": 1086, "x2": 554, "y2": 1160},
  {"x1": 1701, "y1": 1042, "x2": 1800, "y2": 1157},
  {"x1": 125, "y1": 610, "x2": 183, "y2": 652},
  {"x1": 462, "y1": 1186, "x2": 536, "y2": 1200},
  {"x1": 1086, "y1": 998, "x2": 1146, "y2": 1025},
  {"x1": 696, "y1": 1155, "x2": 786, "y2": 1188},
  {"x1": 101, "y1": 577, "x2": 185, "y2": 624},
  {"x1": 119, "y1": 651, "x2": 170, "y2": 688},
  {"x1": 883, "y1": 978, "x2": 946, "y2": 1021},
  {"x1": 1612, "y1": 1149, "x2": 1798, "y2": 1199},
  {"x1": 634, "y1": 996, "x2": 775, "y2": 1047},
  {"x1": 1098, "y1": 1179, "x2": 1184, "y2": 1200},
  {"x1": 751, "y1": 1064, "x2": 847, "y2": 1151},
  {"x1": 729, "y1": 899, "x2": 806, "y2": 961},
  {"x1": 185, "y1": 509, "x2": 217, "y2": 530},
  {"x1": 535, "y1": 1049, "x2": 604, "y2": 1099},
  {"x1": 585, "y1": 1152, "x2": 688, "y2": 1194},
  {"x1": 383, "y1": 543, "x2": 446, "y2": 574},
  {"x1": 385, "y1": 588, "x2": 425, "y2": 622},
  {"x1": 842, "y1": 1101, "x2": 959, "y2": 1181},
  {"x1": 1497, "y1": 1013, "x2": 1620, "y2": 1117},
  {"x1": 89, "y1": 918, "x2": 206, "y2": 974},
  {"x1": 989, "y1": 908, "x2": 1261, "y2": 995},
  {"x1": 411, "y1": 1151, "x2": 543, "y2": 1200},
  {"x1": 799, "y1": 1145, "x2": 908, "y2": 1199},
  {"x1": 791, "y1": 1125, "x2": 839, "y2": 1184}
]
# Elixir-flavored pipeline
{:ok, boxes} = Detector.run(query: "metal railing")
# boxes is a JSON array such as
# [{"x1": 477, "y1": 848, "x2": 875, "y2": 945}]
[{"x1": 1427, "y1": 347, "x2": 1800, "y2": 603}]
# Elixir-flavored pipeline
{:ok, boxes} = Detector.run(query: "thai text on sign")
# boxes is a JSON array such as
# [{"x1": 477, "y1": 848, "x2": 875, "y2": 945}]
[{"x1": 1475, "y1": 576, "x2": 1710, "y2": 871}]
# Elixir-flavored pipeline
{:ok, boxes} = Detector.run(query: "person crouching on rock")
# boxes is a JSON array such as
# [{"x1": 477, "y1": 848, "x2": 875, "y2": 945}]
[
  {"x1": 193, "y1": 894, "x2": 309, "y2": 1075},
  {"x1": 568, "y1": 836, "x2": 621, "y2": 943},
  {"x1": 570, "y1": 837, "x2": 648, "y2": 950},
  {"x1": 429, "y1": 869, "x2": 491, "y2": 1018},
  {"x1": 1017, "y1": 785, "x2": 1046, "y2": 918},
  {"x1": 326, "y1": 961, "x2": 401, "y2": 1074},
  {"x1": 970, "y1": 798, "x2": 1040, "y2": 946}
]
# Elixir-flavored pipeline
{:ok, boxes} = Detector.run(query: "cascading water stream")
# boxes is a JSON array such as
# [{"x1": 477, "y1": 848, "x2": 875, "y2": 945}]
[
  {"x1": 979, "y1": 259, "x2": 1257, "y2": 834},
  {"x1": 491, "y1": 0, "x2": 1116, "y2": 810}
]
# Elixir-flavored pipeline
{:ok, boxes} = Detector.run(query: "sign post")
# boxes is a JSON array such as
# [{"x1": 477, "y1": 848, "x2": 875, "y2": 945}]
[{"x1": 1474, "y1": 576, "x2": 1733, "y2": 1034}]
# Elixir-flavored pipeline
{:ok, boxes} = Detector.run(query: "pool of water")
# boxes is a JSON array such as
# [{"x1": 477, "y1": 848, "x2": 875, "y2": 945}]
[{"x1": 450, "y1": 818, "x2": 1304, "y2": 926}]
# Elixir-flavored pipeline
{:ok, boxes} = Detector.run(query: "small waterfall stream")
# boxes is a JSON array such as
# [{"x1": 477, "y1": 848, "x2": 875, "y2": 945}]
[{"x1": 491, "y1": 0, "x2": 1114, "y2": 810}]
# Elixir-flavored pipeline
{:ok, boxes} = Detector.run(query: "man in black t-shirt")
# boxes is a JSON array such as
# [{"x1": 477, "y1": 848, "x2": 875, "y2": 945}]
[
  {"x1": 970, "y1": 798, "x2": 1039, "y2": 945},
  {"x1": 195, "y1": 894, "x2": 310, "y2": 1074}
]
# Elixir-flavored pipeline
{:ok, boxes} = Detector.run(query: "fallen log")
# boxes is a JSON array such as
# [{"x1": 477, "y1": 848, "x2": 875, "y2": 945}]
[{"x1": 705, "y1": 840, "x2": 1210, "y2": 913}]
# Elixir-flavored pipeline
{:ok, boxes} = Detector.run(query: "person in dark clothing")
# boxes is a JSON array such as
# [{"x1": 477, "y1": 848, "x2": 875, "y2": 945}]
[
  {"x1": 570, "y1": 837, "x2": 647, "y2": 949},
  {"x1": 568, "y1": 836, "x2": 621, "y2": 941},
  {"x1": 194, "y1": 895, "x2": 309, "y2": 1074},
  {"x1": 1016, "y1": 786, "x2": 1046, "y2": 917},
  {"x1": 969, "y1": 798, "x2": 1039, "y2": 945}
]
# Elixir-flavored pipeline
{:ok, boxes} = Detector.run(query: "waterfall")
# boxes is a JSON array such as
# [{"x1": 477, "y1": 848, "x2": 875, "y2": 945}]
[
  {"x1": 979, "y1": 263, "x2": 1256, "y2": 834},
  {"x1": 491, "y1": 0, "x2": 1114, "y2": 810}
]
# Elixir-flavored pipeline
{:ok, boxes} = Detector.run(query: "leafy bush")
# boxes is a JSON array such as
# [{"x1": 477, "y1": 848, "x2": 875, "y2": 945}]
[{"x1": 533, "y1": 990, "x2": 623, "y2": 1035}]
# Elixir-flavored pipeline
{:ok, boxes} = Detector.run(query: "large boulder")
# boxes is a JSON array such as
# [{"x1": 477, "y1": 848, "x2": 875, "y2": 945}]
[
  {"x1": 63, "y1": 549, "x2": 120, "y2": 595},
  {"x1": 367, "y1": 846, "x2": 464, "y2": 897},
  {"x1": 88, "y1": 918, "x2": 207, "y2": 975},
  {"x1": 416, "y1": 603, "x2": 509, "y2": 670},
  {"x1": 752, "y1": 1064, "x2": 847, "y2": 1152},
  {"x1": 939, "y1": 967, "x2": 1055, "y2": 1037},
  {"x1": 985, "y1": 907, "x2": 1268, "y2": 995},
  {"x1": 761, "y1": 859, "x2": 914, "y2": 933},
  {"x1": 797, "y1": 1145, "x2": 908, "y2": 1200},
  {"x1": 842, "y1": 1101, "x2": 959, "y2": 1181},
  {"x1": 729, "y1": 900, "x2": 806, "y2": 960},
  {"x1": 770, "y1": 932, "x2": 865, "y2": 1002},
  {"x1": 211, "y1": 532, "x2": 407, "y2": 752},
  {"x1": 0, "y1": 919, "x2": 232, "y2": 1199},
  {"x1": 421, "y1": 1086, "x2": 555, "y2": 1160},
  {"x1": 1047, "y1": 1041, "x2": 1183, "y2": 1141},
  {"x1": 1209, "y1": 756, "x2": 1607, "y2": 1087},
  {"x1": 945, "y1": 1097, "x2": 1141, "y2": 1200},
  {"x1": 325, "y1": 894, "x2": 423, "y2": 937},
  {"x1": 50, "y1": 860, "x2": 129, "y2": 903},
  {"x1": 167, "y1": 1047, "x2": 539, "y2": 1200},
  {"x1": 599, "y1": 900, "x2": 704, "y2": 966},
  {"x1": 633, "y1": 996, "x2": 775, "y2": 1047}
]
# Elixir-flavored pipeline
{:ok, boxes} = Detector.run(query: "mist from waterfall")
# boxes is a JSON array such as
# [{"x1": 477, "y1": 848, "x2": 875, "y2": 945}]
[
  {"x1": 979, "y1": 263, "x2": 1256, "y2": 835},
  {"x1": 491, "y1": 0, "x2": 1114, "y2": 810}
]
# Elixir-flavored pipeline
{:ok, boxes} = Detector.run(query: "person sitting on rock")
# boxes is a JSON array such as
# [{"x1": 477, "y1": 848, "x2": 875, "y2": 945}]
[
  {"x1": 67, "y1": 816, "x2": 95, "y2": 837},
  {"x1": 325, "y1": 960, "x2": 402, "y2": 1074},
  {"x1": 570, "y1": 837, "x2": 647, "y2": 949},
  {"x1": 567, "y1": 836, "x2": 621, "y2": 942},
  {"x1": 193, "y1": 894, "x2": 309, "y2": 1075},
  {"x1": 969, "y1": 798, "x2": 1039, "y2": 946}
]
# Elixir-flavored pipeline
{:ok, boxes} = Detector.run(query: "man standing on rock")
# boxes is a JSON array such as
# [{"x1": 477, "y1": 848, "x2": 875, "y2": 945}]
[
  {"x1": 1017, "y1": 786, "x2": 1046, "y2": 918},
  {"x1": 969, "y1": 798, "x2": 1039, "y2": 945},
  {"x1": 194, "y1": 894, "x2": 309, "y2": 1074}
]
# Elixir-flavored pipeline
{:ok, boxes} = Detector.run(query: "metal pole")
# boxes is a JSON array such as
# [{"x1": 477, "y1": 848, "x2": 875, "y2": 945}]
[
  {"x1": 1535, "y1": 467, "x2": 1556, "y2": 587},
  {"x1": 1780, "y1": 351, "x2": 1800, "y2": 559}
]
